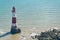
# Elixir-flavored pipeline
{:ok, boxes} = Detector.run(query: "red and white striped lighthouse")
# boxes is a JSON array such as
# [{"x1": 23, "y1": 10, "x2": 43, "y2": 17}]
[
  {"x1": 12, "y1": 6, "x2": 16, "y2": 27},
  {"x1": 11, "y1": 6, "x2": 21, "y2": 34}
]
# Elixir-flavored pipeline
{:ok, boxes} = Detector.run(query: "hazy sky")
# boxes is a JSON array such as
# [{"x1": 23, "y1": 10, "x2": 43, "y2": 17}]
[{"x1": 0, "y1": 0, "x2": 60, "y2": 28}]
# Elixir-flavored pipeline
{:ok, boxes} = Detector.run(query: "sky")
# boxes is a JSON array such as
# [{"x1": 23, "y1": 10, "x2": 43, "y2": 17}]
[{"x1": 0, "y1": 0, "x2": 60, "y2": 28}]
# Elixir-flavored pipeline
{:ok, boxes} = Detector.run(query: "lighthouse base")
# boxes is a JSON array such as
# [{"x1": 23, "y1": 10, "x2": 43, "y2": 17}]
[{"x1": 11, "y1": 26, "x2": 21, "y2": 34}]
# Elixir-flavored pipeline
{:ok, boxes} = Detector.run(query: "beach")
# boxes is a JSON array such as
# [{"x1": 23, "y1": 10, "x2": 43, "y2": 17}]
[{"x1": 0, "y1": 27, "x2": 59, "y2": 40}]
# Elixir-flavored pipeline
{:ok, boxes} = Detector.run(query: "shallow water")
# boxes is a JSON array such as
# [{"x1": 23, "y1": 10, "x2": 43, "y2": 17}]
[{"x1": 0, "y1": 0, "x2": 60, "y2": 28}]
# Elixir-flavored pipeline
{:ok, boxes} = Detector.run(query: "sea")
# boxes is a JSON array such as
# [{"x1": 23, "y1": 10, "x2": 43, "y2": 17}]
[{"x1": 0, "y1": 0, "x2": 60, "y2": 40}]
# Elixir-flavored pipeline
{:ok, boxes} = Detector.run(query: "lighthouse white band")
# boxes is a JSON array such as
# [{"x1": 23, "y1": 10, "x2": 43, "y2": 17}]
[
  {"x1": 12, "y1": 23, "x2": 16, "y2": 26},
  {"x1": 12, "y1": 13, "x2": 16, "y2": 17}
]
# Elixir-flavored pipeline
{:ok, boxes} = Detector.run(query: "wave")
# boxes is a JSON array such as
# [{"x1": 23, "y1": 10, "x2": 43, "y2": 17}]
[{"x1": 0, "y1": 30, "x2": 6, "y2": 35}]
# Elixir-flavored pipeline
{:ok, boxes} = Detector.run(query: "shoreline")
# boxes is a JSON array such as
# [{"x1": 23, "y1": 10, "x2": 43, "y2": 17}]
[{"x1": 0, "y1": 27, "x2": 60, "y2": 40}]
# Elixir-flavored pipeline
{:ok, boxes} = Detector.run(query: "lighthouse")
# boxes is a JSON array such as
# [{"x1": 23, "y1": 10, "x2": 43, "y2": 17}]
[{"x1": 11, "y1": 6, "x2": 21, "y2": 34}]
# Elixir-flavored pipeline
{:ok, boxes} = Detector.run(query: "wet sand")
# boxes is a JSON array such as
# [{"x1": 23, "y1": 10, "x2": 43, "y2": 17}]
[{"x1": 0, "y1": 27, "x2": 58, "y2": 40}]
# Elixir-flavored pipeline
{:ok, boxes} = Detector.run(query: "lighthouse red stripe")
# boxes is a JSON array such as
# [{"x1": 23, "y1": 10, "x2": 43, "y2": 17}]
[{"x1": 12, "y1": 17, "x2": 16, "y2": 23}]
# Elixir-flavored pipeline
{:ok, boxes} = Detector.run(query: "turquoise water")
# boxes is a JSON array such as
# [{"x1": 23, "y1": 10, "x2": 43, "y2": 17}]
[{"x1": 0, "y1": 0, "x2": 60, "y2": 29}]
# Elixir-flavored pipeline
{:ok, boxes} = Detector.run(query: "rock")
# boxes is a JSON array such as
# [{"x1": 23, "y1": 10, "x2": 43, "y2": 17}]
[{"x1": 11, "y1": 26, "x2": 21, "y2": 34}]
